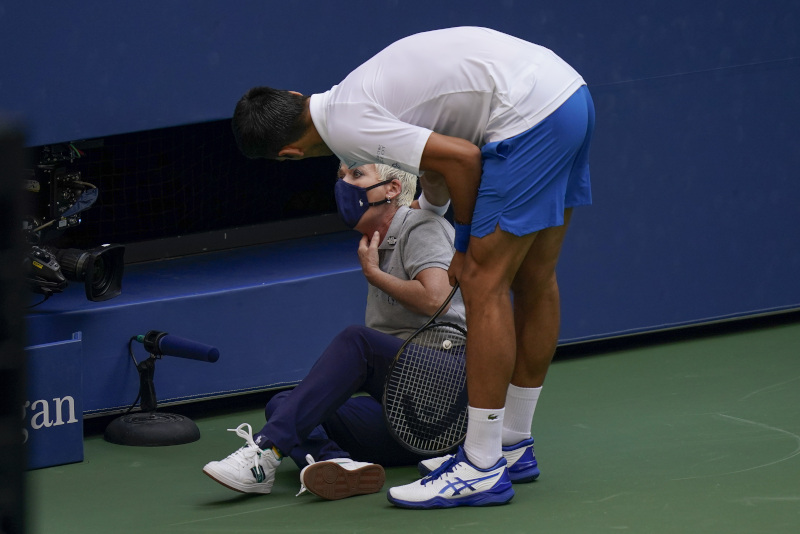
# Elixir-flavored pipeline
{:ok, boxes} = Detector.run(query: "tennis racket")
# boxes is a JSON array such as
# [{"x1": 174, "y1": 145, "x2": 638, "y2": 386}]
[{"x1": 383, "y1": 282, "x2": 468, "y2": 455}]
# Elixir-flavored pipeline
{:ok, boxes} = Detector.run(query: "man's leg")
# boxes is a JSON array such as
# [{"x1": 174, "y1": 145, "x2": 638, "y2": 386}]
[
  {"x1": 387, "y1": 229, "x2": 531, "y2": 509},
  {"x1": 455, "y1": 227, "x2": 538, "y2": 471},
  {"x1": 458, "y1": 213, "x2": 571, "y2": 423},
  {"x1": 499, "y1": 210, "x2": 573, "y2": 482},
  {"x1": 414, "y1": 214, "x2": 572, "y2": 481},
  {"x1": 459, "y1": 228, "x2": 537, "y2": 409},
  {"x1": 387, "y1": 220, "x2": 573, "y2": 507},
  {"x1": 509, "y1": 208, "x2": 573, "y2": 389}
]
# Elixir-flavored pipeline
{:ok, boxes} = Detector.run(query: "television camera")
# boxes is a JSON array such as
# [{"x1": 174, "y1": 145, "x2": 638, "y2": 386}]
[{"x1": 23, "y1": 144, "x2": 125, "y2": 303}]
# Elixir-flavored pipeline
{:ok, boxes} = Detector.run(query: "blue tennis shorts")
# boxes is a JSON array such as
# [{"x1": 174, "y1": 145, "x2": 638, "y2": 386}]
[{"x1": 472, "y1": 85, "x2": 595, "y2": 238}]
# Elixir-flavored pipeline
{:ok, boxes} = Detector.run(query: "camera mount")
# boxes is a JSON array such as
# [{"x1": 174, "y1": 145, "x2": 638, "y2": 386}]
[{"x1": 23, "y1": 145, "x2": 125, "y2": 304}]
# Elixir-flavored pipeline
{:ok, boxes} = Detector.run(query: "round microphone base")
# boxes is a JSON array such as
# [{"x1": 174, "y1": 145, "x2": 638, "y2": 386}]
[{"x1": 104, "y1": 412, "x2": 201, "y2": 447}]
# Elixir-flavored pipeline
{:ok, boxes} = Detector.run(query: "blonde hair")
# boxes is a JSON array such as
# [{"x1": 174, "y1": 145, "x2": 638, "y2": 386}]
[{"x1": 375, "y1": 164, "x2": 418, "y2": 207}]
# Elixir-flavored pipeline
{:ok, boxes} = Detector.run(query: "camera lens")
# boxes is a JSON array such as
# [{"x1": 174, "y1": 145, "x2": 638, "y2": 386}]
[
  {"x1": 90, "y1": 255, "x2": 111, "y2": 291},
  {"x1": 52, "y1": 244, "x2": 125, "y2": 301},
  {"x1": 53, "y1": 248, "x2": 90, "y2": 280}
]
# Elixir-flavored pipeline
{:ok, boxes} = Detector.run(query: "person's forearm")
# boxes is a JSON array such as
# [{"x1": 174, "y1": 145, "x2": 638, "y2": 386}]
[
  {"x1": 364, "y1": 269, "x2": 448, "y2": 317},
  {"x1": 419, "y1": 171, "x2": 451, "y2": 207},
  {"x1": 443, "y1": 158, "x2": 480, "y2": 225},
  {"x1": 418, "y1": 133, "x2": 482, "y2": 226}
]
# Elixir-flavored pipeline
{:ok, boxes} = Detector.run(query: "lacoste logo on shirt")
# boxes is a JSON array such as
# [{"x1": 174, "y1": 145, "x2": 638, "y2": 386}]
[{"x1": 488, "y1": 414, "x2": 498, "y2": 420}]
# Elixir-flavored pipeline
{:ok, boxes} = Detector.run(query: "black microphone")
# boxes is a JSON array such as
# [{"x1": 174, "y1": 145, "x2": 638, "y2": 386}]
[{"x1": 136, "y1": 330, "x2": 220, "y2": 363}]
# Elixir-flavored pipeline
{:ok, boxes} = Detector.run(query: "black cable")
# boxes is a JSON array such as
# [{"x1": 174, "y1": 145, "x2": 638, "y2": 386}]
[
  {"x1": 123, "y1": 336, "x2": 142, "y2": 414},
  {"x1": 128, "y1": 336, "x2": 139, "y2": 367},
  {"x1": 26, "y1": 293, "x2": 51, "y2": 309}
]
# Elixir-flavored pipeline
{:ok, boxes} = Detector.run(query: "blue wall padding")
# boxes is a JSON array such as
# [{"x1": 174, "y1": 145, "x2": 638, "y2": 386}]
[
  {"x1": 26, "y1": 233, "x2": 367, "y2": 414},
  {"x1": 15, "y1": 2, "x2": 800, "y2": 414},
  {"x1": 3, "y1": 2, "x2": 798, "y2": 146},
  {"x1": 557, "y1": 58, "x2": 800, "y2": 342}
]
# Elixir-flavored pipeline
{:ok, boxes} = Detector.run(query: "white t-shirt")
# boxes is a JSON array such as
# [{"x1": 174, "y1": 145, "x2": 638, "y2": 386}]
[{"x1": 309, "y1": 26, "x2": 585, "y2": 176}]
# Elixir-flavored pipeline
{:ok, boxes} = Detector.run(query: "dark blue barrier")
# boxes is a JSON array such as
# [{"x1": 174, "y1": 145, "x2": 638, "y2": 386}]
[
  {"x1": 25, "y1": 333, "x2": 84, "y2": 469},
  {"x1": 13, "y1": 1, "x2": 800, "y2": 415},
  {"x1": 558, "y1": 57, "x2": 800, "y2": 342},
  {"x1": 26, "y1": 233, "x2": 366, "y2": 415},
  {"x1": 4, "y1": 2, "x2": 798, "y2": 146}
]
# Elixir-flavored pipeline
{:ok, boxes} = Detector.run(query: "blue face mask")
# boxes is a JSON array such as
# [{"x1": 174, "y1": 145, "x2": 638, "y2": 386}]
[{"x1": 334, "y1": 178, "x2": 393, "y2": 228}]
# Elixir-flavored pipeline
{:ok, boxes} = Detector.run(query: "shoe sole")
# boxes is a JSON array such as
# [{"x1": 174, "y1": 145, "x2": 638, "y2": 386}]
[
  {"x1": 202, "y1": 466, "x2": 273, "y2": 494},
  {"x1": 508, "y1": 466, "x2": 541, "y2": 484},
  {"x1": 509, "y1": 467, "x2": 540, "y2": 483},
  {"x1": 302, "y1": 463, "x2": 386, "y2": 500}
]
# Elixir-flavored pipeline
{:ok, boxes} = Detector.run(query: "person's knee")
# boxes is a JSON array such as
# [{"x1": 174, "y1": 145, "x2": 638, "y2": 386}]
[
  {"x1": 333, "y1": 324, "x2": 371, "y2": 345},
  {"x1": 458, "y1": 258, "x2": 510, "y2": 306},
  {"x1": 515, "y1": 264, "x2": 557, "y2": 292},
  {"x1": 317, "y1": 324, "x2": 374, "y2": 371},
  {"x1": 264, "y1": 390, "x2": 292, "y2": 420}
]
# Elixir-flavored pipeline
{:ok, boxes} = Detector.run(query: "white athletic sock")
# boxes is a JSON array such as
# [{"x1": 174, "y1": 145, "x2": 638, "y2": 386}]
[
  {"x1": 502, "y1": 385, "x2": 541, "y2": 446},
  {"x1": 464, "y1": 406, "x2": 504, "y2": 469}
]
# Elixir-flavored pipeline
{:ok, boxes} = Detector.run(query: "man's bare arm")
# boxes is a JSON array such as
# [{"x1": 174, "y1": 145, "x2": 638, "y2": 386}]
[{"x1": 419, "y1": 132, "x2": 482, "y2": 225}]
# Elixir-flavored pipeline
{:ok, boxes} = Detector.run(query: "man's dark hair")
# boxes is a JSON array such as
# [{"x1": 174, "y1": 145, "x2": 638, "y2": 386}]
[{"x1": 232, "y1": 87, "x2": 309, "y2": 159}]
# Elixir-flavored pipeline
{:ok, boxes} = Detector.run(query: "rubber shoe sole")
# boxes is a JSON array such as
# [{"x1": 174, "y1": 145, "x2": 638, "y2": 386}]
[
  {"x1": 509, "y1": 463, "x2": 540, "y2": 483},
  {"x1": 202, "y1": 465, "x2": 274, "y2": 494},
  {"x1": 302, "y1": 462, "x2": 386, "y2": 500}
]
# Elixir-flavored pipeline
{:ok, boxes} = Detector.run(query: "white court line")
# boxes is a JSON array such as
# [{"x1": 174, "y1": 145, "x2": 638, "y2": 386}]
[
  {"x1": 671, "y1": 413, "x2": 800, "y2": 481},
  {"x1": 739, "y1": 375, "x2": 800, "y2": 402},
  {"x1": 167, "y1": 501, "x2": 305, "y2": 528}
]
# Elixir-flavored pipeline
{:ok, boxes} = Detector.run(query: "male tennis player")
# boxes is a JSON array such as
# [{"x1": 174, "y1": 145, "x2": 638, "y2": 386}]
[
  {"x1": 231, "y1": 26, "x2": 594, "y2": 508},
  {"x1": 203, "y1": 162, "x2": 466, "y2": 500}
]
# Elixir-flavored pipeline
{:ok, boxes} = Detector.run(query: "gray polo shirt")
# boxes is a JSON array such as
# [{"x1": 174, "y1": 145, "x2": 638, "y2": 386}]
[{"x1": 365, "y1": 206, "x2": 466, "y2": 339}]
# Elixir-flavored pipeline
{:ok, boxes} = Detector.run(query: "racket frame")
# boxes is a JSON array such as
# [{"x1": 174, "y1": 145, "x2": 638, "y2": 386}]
[{"x1": 382, "y1": 282, "x2": 469, "y2": 455}]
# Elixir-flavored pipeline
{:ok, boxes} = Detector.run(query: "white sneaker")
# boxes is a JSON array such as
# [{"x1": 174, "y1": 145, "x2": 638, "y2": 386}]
[
  {"x1": 203, "y1": 423, "x2": 281, "y2": 494},
  {"x1": 418, "y1": 437, "x2": 539, "y2": 483},
  {"x1": 388, "y1": 447, "x2": 513, "y2": 509},
  {"x1": 298, "y1": 455, "x2": 385, "y2": 500}
]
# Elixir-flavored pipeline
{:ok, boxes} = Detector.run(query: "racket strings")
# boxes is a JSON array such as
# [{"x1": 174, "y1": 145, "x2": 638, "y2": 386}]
[{"x1": 385, "y1": 324, "x2": 468, "y2": 452}]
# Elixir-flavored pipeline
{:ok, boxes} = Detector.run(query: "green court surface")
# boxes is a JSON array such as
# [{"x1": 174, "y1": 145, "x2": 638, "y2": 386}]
[{"x1": 27, "y1": 316, "x2": 800, "y2": 533}]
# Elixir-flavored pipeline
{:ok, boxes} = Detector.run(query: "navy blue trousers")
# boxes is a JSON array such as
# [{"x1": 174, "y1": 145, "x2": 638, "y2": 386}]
[{"x1": 254, "y1": 325, "x2": 433, "y2": 468}]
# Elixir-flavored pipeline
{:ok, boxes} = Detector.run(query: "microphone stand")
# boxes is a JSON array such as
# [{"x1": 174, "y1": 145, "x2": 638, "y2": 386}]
[{"x1": 104, "y1": 334, "x2": 210, "y2": 447}]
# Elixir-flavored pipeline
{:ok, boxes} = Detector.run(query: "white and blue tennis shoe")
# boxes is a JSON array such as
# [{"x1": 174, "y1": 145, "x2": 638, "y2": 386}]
[{"x1": 387, "y1": 447, "x2": 513, "y2": 509}]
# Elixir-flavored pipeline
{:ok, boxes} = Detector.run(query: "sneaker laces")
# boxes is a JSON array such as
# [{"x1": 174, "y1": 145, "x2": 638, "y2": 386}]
[
  {"x1": 296, "y1": 454, "x2": 317, "y2": 497},
  {"x1": 223, "y1": 423, "x2": 263, "y2": 472},
  {"x1": 422, "y1": 455, "x2": 459, "y2": 485}
]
